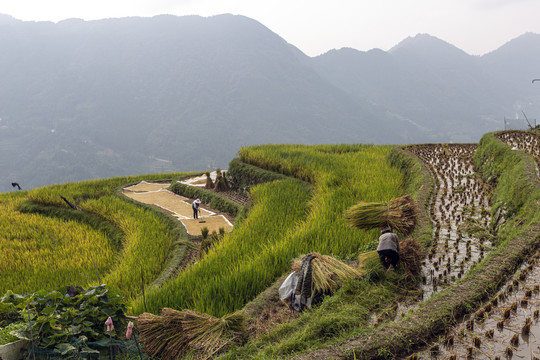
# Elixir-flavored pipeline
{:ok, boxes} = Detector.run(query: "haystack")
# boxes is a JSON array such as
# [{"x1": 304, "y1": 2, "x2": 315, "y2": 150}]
[
  {"x1": 137, "y1": 308, "x2": 244, "y2": 360},
  {"x1": 214, "y1": 169, "x2": 230, "y2": 192},
  {"x1": 291, "y1": 252, "x2": 361, "y2": 294},
  {"x1": 345, "y1": 195, "x2": 417, "y2": 236},
  {"x1": 398, "y1": 238, "x2": 423, "y2": 280},
  {"x1": 205, "y1": 172, "x2": 214, "y2": 189}
]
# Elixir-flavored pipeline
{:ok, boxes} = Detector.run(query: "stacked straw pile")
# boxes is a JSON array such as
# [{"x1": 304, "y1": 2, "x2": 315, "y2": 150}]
[
  {"x1": 398, "y1": 238, "x2": 423, "y2": 280},
  {"x1": 214, "y1": 169, "x2": 230, "y2": 192},
  {"x1": 137, "y1": 308, "x2": 244, "y2": 360},
  {"x1": 345, "y1": 195, "x2": 417, "y2": 236},
  {"x1": 205, "y1": 171, "x2": 214, "y2": 189},
  {"x1": 291, "y1": 252, "x2": 361, "y2": 294}
]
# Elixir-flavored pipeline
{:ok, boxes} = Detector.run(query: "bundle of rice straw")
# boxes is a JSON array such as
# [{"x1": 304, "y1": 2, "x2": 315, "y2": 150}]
[
  {"x1": 137, "y1": 308, "x2": 244, "y2": 360},
  {"x1": 399, "y1": 238, "x2": 423, "y2": 281},
  {"x1": 291, "y1": 252, "x2": 361, "y2": 294},
  {"x1": 214, "y1": 168, "x2": 230, "y2": 192},
  {"x1": 345, "y1": 195, "x2": 417, "y2": 236},
  {"x1": 205, "y1": 171, "x2": 214, "y2": 189},
  {"x1": 356, "y1": 239, "x2": 423, "y2": 281}
]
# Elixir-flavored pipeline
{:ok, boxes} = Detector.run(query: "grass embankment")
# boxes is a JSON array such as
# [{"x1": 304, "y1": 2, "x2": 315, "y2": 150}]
[
  {"x1": 131, "y1": 144, "x2": 404, "y2": 321},
  {"x1": 219, "y1": 145, "x2": 433, "y2": 359},
  {"x1": 293, "y1": 134, "x2": 540, "y2": 360},
  {"x1": 0, "y1": 172, "x2": 195, "y2": 300}
]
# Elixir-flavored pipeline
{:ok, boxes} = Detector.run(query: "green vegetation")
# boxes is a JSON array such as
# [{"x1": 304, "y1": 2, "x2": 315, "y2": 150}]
[
  {"x1": 284, "y1": 134, "x2": 540, "y2": 360},
  {"x1": 0, "y1": 172, "x2": 193, "y2": 299},
  {"x1": 131, "y1": 144, "x2": 403, "y2": 317},
  {"x1": 5, "y1": 134, "x2": 537, "y2": 359},
  {"x1": 0, "y1": 192, "x2": 115, "y2": 295},
  {"x1": 0, "y1": 285, "x2": 126, "y2": 357},
  {"x1": 474, "y1": 132, "x2": 540, "y2": 243},
  {"x1": 0, "y1": 322, "x2": 24, "y2": 345},
  {"x1": 227, "y1": 157, "x2": 288, "y2": 192}
]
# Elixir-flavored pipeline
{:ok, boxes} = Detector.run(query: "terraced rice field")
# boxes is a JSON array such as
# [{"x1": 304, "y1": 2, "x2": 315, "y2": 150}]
[
  {"x1": 408, "y1": 144, "x2": 493, "y2": 301},
  {"x1": 404, "y1": 135, "x2": 540, "y2": 359},
  {"x1": 412, "y1": 249, "x2": 540, "y2": 360}
]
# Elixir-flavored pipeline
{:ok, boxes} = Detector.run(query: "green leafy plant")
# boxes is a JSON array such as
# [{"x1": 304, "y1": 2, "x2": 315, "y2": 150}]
[
  {"x1": 0, "y1": 285, "x2": 126, "y2": 356},
  {"x1": 0, "y1": 322, "x2": 24, "y2": 345}
]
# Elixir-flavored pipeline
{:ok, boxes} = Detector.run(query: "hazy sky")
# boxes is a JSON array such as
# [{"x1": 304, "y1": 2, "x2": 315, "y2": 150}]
[{"x1": 1, "y1": 0, "x2": 539, "y2": 56}]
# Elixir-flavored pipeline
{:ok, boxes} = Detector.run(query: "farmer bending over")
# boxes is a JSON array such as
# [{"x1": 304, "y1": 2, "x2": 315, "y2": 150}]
[
  {"x1": 377, "y1": 225, "x2": 400, "y2": 271},
  {"x1": 192, "y1": 198, "x2": 201, "y2": 219}
]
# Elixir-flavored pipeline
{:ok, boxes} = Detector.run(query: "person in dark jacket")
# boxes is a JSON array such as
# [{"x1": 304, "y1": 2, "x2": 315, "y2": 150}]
[
  {"x1": 192, "y1": 198, "x2": 201, "y2": 219},
  {"x1": 377, "y1": 225, "x2": 400, "y2": 270}
]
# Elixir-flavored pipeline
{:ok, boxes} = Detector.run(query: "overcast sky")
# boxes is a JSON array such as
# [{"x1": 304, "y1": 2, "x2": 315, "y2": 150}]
[{"x1": 1, "y1": 0, "x2": 539, "y2": 56}]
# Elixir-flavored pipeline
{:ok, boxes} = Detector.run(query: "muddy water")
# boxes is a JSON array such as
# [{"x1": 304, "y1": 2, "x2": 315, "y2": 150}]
[
  {"x1": 497, "y1": 131, "x2": 540, "y2": 178},
  {"x1": 411, "y1": 250, "x2": 540, "y2": 360},
  {"x1": 407, "y1": 144, "x2": 492, "y2": 302},
  {"x1": 403, "y1": 138, "x2": 540, "y2": 359}
]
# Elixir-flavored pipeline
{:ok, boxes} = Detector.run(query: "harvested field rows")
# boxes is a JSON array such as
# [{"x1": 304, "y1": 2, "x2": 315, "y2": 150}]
[
  {"x1": 412, "y1": 249, "x2": 540, "y2": 360},
  {"x1": 409, "y1": 144, "x2": 493, "y2": 300}
]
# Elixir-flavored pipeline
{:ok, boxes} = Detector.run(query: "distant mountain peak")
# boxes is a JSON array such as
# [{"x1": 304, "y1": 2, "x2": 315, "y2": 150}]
[
  {"x1": 389, "y1": 33, "x2": 466, "y2": 55},
  {"x1": 0, "y1": 13, "x2": 21, "y2": 25}
]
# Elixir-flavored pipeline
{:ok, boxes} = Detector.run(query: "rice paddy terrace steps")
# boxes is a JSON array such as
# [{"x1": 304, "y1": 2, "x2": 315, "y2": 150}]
[
  {"x1": 412, "y1": 247, "x2": 540, "y2": 359},
  {"x1": 295, "y1": 140, "x2": 537, "y2": 360},
  {"x1": 408, "y1": 144, "x2": 493, "y2": 301}
]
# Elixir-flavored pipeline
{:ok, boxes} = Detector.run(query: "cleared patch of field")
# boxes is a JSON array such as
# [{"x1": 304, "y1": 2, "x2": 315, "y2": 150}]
[
  {"x1": 180, "y1": 215, "x2": 233, "y2": 235},
  {"x1": 123, "y1": 189, "x2": 214, "y2": 218}
]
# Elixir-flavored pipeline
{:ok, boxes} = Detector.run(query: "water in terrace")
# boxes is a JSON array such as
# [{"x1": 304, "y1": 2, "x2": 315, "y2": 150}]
[
  {"x1": 403, "y1": 135, "x2": 540, "y2": 359},
  {"x1": 394, "y1": 144, "x2": 493, "y2": 318}
]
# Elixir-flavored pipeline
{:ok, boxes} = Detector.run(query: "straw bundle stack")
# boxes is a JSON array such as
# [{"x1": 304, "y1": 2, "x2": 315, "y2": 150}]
[
  {"x1": 345, "y1": 195, "x2": 417, "y2": 236},
  {"x1": 399, "y1": 238, "x2": 423, "y2": 279},
  {"x1": 214, "y1": 169, "x2": 230, "y2": 192},
  {"x1": 291, "y1": 252, "x2": 361, "y2": 294},
  {"x1": 137, "y1": 308, "x2": 245, "y2": 360},
  {"x1": 205, "y1": 172, "x2": 214, "y2": 189}
]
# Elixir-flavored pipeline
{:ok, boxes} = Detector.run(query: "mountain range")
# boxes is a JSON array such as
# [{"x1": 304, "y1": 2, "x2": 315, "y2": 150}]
[{"x1": 0, "y1": 13, "x2": 539, "y2": 192}]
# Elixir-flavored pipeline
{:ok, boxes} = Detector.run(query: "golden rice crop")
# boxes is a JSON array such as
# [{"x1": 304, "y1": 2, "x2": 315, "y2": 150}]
[
  {"x1": 138, "y1": 308, "x2": 244, "y2": 360},
  {"x1": 291, "y1": 252, "x2": 361, "y2": 293},
  {"x1": 0, "y1": 193, "x2": 114, "y2": 294},
  {"x1": 345, "y1": 195, "x2": 417, "y2": 235},
  {"x1": 1, "y1": 171, "x2": 191, "y2": 297}
]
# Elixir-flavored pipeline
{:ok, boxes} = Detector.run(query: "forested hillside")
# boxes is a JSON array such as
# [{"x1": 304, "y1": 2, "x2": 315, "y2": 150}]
[{"x1": 1, "y1": 14, "x2": 538, "y2": 192}]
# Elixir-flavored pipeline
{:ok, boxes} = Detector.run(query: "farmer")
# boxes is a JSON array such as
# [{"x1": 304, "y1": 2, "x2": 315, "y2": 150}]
[
  {"x1": 192, "y1": 198, "x2": 201, "y2": 219},
  {"x1": 377, "y1": 225, "x2": 400, "y2": 270}
]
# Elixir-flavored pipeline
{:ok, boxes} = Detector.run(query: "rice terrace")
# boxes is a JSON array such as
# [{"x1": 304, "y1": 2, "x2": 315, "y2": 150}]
[{"x1": 1, "y1": 130, "x2": 540, "y2": 360}]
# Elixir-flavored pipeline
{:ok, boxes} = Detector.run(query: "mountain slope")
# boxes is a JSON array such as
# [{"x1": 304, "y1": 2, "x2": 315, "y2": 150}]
[
  {"x1": 0, "y1": 14, "x2": 400, "y2": 192},
  {"x1": 0, "y1": 15, "x2": 538, "y2": 192},
  {"x1": 310, "y1": 34, "x2": 524, "y2": 142}
]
